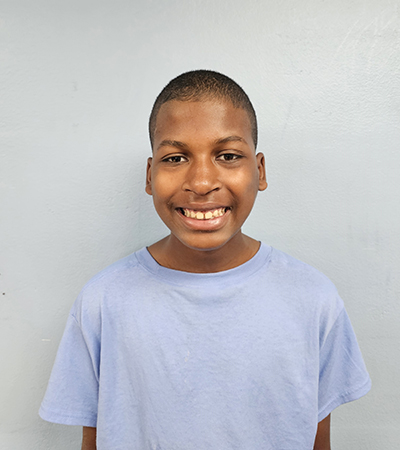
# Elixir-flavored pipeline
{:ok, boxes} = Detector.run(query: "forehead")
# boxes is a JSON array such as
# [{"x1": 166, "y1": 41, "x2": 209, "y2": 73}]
[{"x1": 153, "y1": 99, "x2": 253, "y2": 150}]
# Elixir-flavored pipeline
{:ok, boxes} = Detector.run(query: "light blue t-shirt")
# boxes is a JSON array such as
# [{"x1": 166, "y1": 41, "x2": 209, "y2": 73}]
[{"x1": 40, "y1": 244, "x2": 371, "y2": 449}]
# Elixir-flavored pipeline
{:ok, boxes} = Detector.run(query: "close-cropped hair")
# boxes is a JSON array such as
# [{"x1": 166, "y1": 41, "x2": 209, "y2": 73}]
[{"x1": 149, "y1": 70, "x2": 258, "y2": 149}]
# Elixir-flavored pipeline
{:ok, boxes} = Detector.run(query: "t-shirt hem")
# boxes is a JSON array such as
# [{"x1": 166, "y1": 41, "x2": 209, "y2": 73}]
[
  {"x1": 318, "y1": 377, "x2": 371, "y2": 422},
  {"x1": 39, "y1": 405, "x2": 97, "y2": 427}
]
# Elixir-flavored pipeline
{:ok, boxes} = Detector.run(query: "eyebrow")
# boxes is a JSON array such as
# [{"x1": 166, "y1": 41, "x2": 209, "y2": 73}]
[
  {"x1": 214, "y1": 135, "x2": 246, "y2": 145},
  {"x1": 157, "y1": 140, "x2": 189, "y2": 151}
]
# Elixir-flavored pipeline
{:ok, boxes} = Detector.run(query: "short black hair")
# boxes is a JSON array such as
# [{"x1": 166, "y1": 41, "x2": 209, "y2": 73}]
[{"x1": 149, "y1": 70, "x2": 258, "y2": 149}]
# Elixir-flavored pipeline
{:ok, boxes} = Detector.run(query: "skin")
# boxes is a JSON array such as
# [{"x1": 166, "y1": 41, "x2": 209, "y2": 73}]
[
  {"x1": 314, "y1": 414, "x2": 331, "y2": 450},
  {"x1": 81, "y1": 98, "x2": 331, "y2": 448},
  {"x1": 146, "y1": 99, "x2": 267, "y2": 273},
  {"x1": 81, "y1": 427, "x2": 96, "y2": 450}
]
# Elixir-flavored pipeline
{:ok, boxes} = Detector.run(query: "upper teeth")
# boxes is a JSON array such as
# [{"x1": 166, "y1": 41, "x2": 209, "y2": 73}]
[{"x1": 182, "y1": 208, "x2": 226, "y2": 220}]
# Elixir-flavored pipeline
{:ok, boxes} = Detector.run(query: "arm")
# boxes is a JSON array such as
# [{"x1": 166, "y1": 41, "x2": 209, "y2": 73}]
[
  {"x1": 82, "y1": 427, "x2": 97, "y2": 450},
  {"x1": 313, "y1": 414, "x2": 331, "y2": 450}
]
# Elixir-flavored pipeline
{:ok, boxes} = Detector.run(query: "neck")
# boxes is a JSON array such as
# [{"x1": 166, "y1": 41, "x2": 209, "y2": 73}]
[{"x1": 147, "y1": 233, "x2": 260, "y2": 273}]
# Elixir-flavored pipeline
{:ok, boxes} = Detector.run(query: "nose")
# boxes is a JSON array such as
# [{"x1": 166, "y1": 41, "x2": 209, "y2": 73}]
[{"x1": 182, "y1": 158, "x2": 221, "y2": 195}]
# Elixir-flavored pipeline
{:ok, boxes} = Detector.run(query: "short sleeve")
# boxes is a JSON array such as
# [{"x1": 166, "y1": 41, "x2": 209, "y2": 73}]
[
  {"x1": 318, "y1": 308, "x2": 371, "y2": 421},
  {"x1": 39, "y1": 313, "x2": 99, "y2": 426}
]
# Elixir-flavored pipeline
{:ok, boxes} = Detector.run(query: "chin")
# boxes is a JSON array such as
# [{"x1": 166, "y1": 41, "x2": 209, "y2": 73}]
[{"x1": 176, "y1": 231, "x2": 239, "y2": 253}]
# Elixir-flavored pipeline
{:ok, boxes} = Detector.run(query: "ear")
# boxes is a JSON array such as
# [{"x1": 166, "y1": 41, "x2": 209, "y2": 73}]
[
  {"x1": 145, "y1": 157, "x2": 153, "y2": 195},
  {"x1": 256, "y1": 152, "x2": 268, "y2": 191}
]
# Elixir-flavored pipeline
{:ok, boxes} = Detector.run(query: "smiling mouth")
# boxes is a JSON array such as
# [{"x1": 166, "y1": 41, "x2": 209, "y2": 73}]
[{"x1": 179, "y1": 207, "x2": 229, "y2": 220}]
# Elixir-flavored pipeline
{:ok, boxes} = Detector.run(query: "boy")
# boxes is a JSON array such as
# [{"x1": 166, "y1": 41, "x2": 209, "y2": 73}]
[{"x1": 40, "y1": 70, "x2": 371, "y2": 449}]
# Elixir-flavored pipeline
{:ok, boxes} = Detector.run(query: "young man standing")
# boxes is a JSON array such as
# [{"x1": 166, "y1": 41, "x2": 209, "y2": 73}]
[{"x1": 40, "y1": 70, "x2": 370, "y2": 449}]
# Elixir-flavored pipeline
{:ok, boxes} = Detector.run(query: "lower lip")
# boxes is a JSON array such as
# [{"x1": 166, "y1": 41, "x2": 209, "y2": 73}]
[{"x1": 177, "y1": 209, "x2": 231, "y2": 231}]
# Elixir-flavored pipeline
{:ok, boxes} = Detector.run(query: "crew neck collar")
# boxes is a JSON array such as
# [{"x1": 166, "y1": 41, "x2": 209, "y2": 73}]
[{"x1": 135, "y1": 242, "x2": 272, "y2": 287}]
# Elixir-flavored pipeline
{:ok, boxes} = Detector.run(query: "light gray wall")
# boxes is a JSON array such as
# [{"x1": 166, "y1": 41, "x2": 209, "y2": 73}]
[{"x1": 1, "y1": 0, "x2": 399, "y2": 448}]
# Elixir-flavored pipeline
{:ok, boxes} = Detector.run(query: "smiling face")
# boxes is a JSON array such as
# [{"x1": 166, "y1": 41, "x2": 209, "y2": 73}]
[{"x1": 146, "y1": 99, "x2": 267, "y2": 270}]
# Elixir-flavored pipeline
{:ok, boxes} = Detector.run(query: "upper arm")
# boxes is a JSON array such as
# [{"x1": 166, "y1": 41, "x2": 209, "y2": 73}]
[
  {"x1": 313, "y1": 414, "x2": 331, "y2": 450},
  {"x1": 82, "y1": 427, "x2": 97, "y2": 450}
]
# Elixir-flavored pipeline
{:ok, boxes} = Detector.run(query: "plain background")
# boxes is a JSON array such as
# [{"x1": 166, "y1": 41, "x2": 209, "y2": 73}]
[{"x1": 1, "y1": 0, "x2": 399, "y2": 448}]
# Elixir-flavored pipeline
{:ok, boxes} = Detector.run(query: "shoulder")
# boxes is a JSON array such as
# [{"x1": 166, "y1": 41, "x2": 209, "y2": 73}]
[
  {"x1": 71, "y1": 248, "x2": 148, "y2": 322},
  {"x1": 268, "y1": 246, "x2": 337, "y2": 291},
  {"x1": 265, "y1": 245, "x2": 344, "y2": 321},
  {"x1": 82, "y1": 250, "x2": 142, "y2": 292}
]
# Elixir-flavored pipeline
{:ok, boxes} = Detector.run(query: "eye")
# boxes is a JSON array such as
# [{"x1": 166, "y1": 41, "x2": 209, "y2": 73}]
[
  {"x1": 162, "y1": 155, "x2": 187, "y2": 164},
  {"x1": 217, "y1": 153, "x2": 242, "y2": 162}
]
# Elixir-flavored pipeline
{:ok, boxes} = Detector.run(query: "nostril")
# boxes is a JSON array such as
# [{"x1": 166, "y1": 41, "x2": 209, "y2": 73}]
[{"x1": 183, "y1": 178, "x2": 221, "y2": 195}]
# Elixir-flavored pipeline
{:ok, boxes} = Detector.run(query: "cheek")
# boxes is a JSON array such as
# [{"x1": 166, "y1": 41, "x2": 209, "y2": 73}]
[
  {"x1": 230, "y1": 171, "x2": 260, "y2": 196},
  {"x1": 151, "y1": 173, "x2": 174, "y2": 199},
  {"x1": 151, "y1": 178, "x2": 180, "y2": 215}
]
